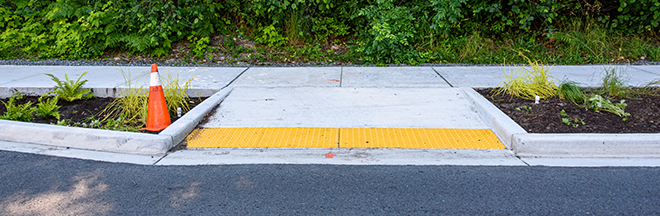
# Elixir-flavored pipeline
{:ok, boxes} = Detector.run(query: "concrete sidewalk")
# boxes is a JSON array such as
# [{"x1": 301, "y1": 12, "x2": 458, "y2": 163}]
[
  {"x1": 2, "y1": 65, "x2": 659, "y2": 97},
  {"x1": 0, "y1": 65, "x2": 659, "y2": 166}
]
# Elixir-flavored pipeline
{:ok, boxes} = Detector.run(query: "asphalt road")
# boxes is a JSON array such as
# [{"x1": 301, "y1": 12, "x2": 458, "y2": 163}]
[{"x1": 0, "y1": 150, "x2": 658, "y2": 215}]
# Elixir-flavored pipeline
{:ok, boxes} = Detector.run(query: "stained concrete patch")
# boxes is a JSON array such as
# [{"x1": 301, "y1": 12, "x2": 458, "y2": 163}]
[
  {"x1": 232, "y1": 67, "x2": 341, "y2": 87},
  {"x1": 341, "y1": 67, "x2": 450, "y2": 87},
  {"x1": 200, "y1": 87, "x2": 489, "y2": 129}
]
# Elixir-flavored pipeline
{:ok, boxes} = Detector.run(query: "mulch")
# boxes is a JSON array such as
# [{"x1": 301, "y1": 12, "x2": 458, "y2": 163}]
[{"x1": 477, "y1": 88, "x2": 660, "y2": 133}]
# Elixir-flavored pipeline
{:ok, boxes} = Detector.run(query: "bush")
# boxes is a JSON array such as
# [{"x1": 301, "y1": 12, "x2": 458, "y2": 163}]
[{"x1": 1, "y1": 0, "x2": 659, "y2": 64}]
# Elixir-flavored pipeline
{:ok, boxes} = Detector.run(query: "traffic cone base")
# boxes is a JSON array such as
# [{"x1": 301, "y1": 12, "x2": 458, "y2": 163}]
[{"x1": 140, "y1": 64, "x2": 171, "y2": 132}]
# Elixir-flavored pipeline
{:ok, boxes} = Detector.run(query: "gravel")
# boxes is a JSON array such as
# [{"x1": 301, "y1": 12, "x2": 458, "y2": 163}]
[{"x1": 4, "y1": 58, "x2": 659, "y2": 68}]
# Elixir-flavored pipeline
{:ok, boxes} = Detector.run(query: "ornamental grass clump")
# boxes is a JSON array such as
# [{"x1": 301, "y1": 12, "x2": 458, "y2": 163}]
[
  {"x1": 558, "y1": 81, "x2": 586, "y2": 105},
  {"x1": 495, "y1": 54, "x2": 558, "y2": 100},
  {"x1": 600, "y1": 67, "x2": 635, "y2": 98},
  {"x1": 161, "y1": 69, "x2": 195, "y2": 113},
  {"x1": 100, "y1": 69, "x2": 148, "y2": 129}
]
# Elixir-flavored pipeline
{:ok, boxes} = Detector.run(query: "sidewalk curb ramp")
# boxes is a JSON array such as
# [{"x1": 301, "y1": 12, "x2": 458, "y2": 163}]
[{"x1": 0, "y1": 88, "x2": 233, "y2": 156}]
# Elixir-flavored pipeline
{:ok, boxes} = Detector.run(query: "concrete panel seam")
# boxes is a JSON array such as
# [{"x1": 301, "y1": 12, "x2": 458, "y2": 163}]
[{"x1": 431, "y1": 67, "x2": 454, "y2": 87}]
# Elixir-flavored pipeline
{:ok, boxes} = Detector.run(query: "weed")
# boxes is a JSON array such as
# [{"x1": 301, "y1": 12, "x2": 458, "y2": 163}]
[
  {"x1": 45, "y1": 72, "x2": 95, "y2": 102},
  {"x1": 558, "y1": 81, "x2": 586, "y2": 105},
  {"x1": 495, "y1": 53, "x2": 558, "y2": 100},
  {"x1": 102, "y1": 112, "x2": 140, "y2": 132},
  {"x1": 35, "y1": 95, "x2": 61, "y2": 120},
  {"x1": 560, "y1": 109, "x2": 586, "y2": 128},
  {"x1": 161, "y1": 69, "x2": 195, "y2": 113},
  {"x1": 515, "y1": 105, "x2": 532, "y2": 113},
  {"x1": 600, "y1": 67, "x2": 634, "y2": 98},
  {"x1": 0, "y1": 92, "x2": 36, "y2": 122}
]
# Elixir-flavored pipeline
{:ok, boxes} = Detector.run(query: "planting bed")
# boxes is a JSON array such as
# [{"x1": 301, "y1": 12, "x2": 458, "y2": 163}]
[
  {"x1": 0, "y1": 96, "x2": 206, "y2": 132},
  {"x1": 478, "y1": 88, "x2": 660, "y2": 133}
]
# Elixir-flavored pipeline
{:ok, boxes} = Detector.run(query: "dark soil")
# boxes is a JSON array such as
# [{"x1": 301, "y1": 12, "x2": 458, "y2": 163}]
[
  {"x1": 0, "y1": 96, "x2": 206, "y2": 133},
  {"x1": 478, "y1": 88, "x2": 660, "y2": 133}
]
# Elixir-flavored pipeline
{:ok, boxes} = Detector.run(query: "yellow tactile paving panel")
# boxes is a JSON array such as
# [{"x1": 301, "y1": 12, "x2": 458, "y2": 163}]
[
  {"x1": 186, "y1": 127, "x2": 504, "y2": 149},
  {"x1": 186, "y1": 128, "x2": 339, "y2": 148},
  {"x1": 340, "y1": 128, "x2": 503, "y2": 149}
]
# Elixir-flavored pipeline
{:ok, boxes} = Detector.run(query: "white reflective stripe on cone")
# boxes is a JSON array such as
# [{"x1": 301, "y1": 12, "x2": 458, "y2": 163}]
[{"x1": 150, "y1": 72, "x2": 161, "y2": 86}]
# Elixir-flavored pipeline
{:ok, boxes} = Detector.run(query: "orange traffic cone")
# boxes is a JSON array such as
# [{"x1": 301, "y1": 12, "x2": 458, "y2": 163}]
[{"x1": 140, "y1": 64, "x2": 171, "y2": 132}]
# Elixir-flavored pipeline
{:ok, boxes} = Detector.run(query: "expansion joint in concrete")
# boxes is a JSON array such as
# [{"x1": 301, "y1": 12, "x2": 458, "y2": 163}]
[{"x1": 431, "y1": 67, "x2": 454, "y2": 87}]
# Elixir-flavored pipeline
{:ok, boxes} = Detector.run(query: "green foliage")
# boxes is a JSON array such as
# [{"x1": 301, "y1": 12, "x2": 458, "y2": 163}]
[
  {"x1": 45, "y1": 72, "x2": 94, "y2": 102},
  {"x1": 0, "y1": 92, "x2": 36, "y2": 122},
  {"x1": 586, "y1": 94, "x2": 630, "y2": 117},
  {"x1": 600, "y1": 67, "x2": 635, "y2": 98},
  {"x1": 256, "y1": 25, "x2": 288, "y2": 47},
  {"x1": 101, "y1": 69, "x2": 148, "y2": 127},
  {"x1": 354, "y1": 0, "x2": 421, "y2": 64},
  {"x1": 1, "y1": 0, "x2": 660, "y2": 65},
  {"x1": 560, "y1": 109, "x2": 586, "y2": 128},
  {"x1": 189, "y1": 36, "x2": 211, "y2": 59},
  {"x1": 35, "y1": 95, "x2": 61, "y2": 120},
  {"x1": 558, "y1": 81, "x2": 587, "y2": 105},
  {"x1": 515, "y1": 105, "x2": 532, "y2": 113}
]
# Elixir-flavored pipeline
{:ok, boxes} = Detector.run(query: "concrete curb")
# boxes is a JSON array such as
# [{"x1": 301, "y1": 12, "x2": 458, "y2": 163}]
[
  {"x1": 0, "y1": 119, "x2": 170, "y2": 156},
  {"x1": 512, "y1": 133, "x2": 660, "y2": 158},
  {"x1": 0, "y1": 88, "x2": 234, "y2": 156},
  {"x1": 461, "y1": 87, "x2": 526, "y2": 148},
  {"x1": 159, "y1": 87, "x2": 234, "y2": 149},
  {"x1": 461, "y1": 87, "x2": 660, "y2": 158}
]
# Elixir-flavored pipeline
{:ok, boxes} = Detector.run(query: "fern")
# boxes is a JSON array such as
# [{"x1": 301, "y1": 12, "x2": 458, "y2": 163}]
[
  {"x1": 45, "y1": 72, "x2": 95, "y2": 102},
  {"x1": 1, "y1": 92, "x2": 36, "y2": 122},
  {"x1": 35, "y1": 95, "x2": 61, "y2": 120}
]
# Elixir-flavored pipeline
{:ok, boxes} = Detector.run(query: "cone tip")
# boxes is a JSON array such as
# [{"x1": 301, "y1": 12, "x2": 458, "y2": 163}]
[{"x1": 151, "y1": 64, "x2": 158, "y2": 73}]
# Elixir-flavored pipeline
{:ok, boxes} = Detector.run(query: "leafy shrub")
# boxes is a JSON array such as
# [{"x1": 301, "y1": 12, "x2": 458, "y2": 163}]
[
  {"x1": 46, "y1": 72, "x2": 94, "y2": 102},
  {"x1": 35, "y1": 95, "x2": 61, "y2": 120},
  {"x1": 1, "y1": 0, "x2": 660, "y2": 65},
  {"x1": 354, "y1": 0, "x2": 420, "y2": 64},
  {"x1": 1, "y1": 92, "x2": 36, "y2": 122}
]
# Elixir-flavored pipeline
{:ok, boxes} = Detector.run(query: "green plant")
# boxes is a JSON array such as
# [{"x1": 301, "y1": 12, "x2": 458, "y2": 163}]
[
  {"x1": 102, "y1": 112, "x2": 140, "y2": 132},
  {"x1": 558, "y1": 81, "x2": 586, "y2": 105},
  {"x1": 560, "y1": 109, "x2": 585, "y2": 128},
  {"x1": 161, "y1": 69, "x2": 195, "y2": 113},
  {"x1": 586, "y1": 94, "x2": 630, "y2": 118},
  {"x1": 515, "y1": 105, "x2": 532, "y2": 113},
  {"x1": 35, "y1": 95, "x2": 61, "y2": 120},
  {"x1": 495, "y1": 54, "x2": 558, "y2": 100},
  {"x1": 100, "y1": 68, "x2": 148, "y2": 127},
  {"x1": 600, "y1": 67, "x2": 634, "y2": 98},
  {"x1": 0, "y1": 92, "x2": 36, "y2": 122},
  {"x1": 45, "y1": 72, "x2": 94, "y2": 102}
]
